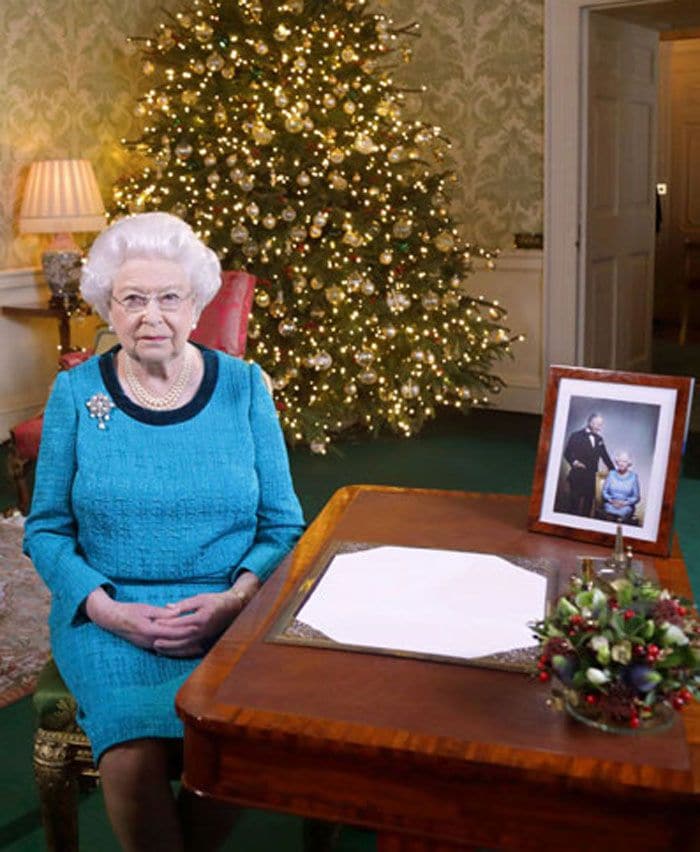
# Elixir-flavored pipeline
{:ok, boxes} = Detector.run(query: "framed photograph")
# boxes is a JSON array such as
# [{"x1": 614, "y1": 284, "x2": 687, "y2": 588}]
[{"x1": 528, "y1": 366, "x2": 694, "y2": 556}]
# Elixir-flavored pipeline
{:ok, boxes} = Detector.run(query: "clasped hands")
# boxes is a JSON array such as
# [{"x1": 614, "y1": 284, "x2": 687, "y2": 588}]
[{"x1": 85, "y1": 572, "x2": 261, "y2": 658}]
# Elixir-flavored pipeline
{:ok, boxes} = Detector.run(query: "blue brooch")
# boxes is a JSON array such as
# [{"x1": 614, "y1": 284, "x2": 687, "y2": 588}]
[{"x1": 85, "y1": 393, "x2": 115, "y2": 430}]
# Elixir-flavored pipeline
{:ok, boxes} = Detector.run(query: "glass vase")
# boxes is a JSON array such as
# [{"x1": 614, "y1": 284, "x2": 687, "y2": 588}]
[{"x1": 564, "y1": 697, "x2": 675, "y2": 734}]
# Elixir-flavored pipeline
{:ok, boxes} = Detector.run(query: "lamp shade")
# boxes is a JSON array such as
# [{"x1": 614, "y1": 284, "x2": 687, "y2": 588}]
[{"x1": 19, "y1": 159, "x2": 106, "y2": 234}]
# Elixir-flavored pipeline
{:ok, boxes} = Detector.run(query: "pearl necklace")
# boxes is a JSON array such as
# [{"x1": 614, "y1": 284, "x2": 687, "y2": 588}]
[{"x1": 123, "y1": 348, "x2": 194, "y2": 410}]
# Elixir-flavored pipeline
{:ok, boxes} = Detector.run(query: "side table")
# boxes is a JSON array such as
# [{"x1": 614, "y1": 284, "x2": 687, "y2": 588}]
[{"x1": 1, "y1": 299, "x2": 90, "y2": 355}]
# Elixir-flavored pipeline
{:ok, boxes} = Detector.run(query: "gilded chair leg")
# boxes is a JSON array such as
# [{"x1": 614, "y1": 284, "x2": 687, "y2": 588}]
[
  {"x1": 302, "y1": 818, "x2": 342, "y2": 852},
  {"x1": 33, "y1": 729, "x2": 80, "y2": 852}
]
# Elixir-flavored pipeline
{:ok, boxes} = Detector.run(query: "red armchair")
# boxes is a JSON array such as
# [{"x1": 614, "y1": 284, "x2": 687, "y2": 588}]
[{"x1": 8, "y1": 270, "x2": 256, "y2": 514}]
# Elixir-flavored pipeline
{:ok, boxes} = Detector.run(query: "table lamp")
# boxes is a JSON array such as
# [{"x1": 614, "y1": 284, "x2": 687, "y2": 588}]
[{"x1": 19, "y1": 159, "x2": 106, "y2": 307}]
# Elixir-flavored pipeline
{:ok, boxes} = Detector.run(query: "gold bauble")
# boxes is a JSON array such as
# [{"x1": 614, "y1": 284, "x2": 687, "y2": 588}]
[
  {"x1": 343, "y1": 100, "x2": 356, "y2": 115},
  {"x1": 323, "y1": 93, "x2": 337, "y2": 109},
  {"x1": 329, "y1": 148, "x2": 345, "y2": 164},
  {"x1": 262, "y1": 214, "x2": 277, "y2": 229},
  {"x1": 255, "y1": 290, "x2": 271, "y2": 307},
  {"x1": 255, "y1": 41, "x2": 269, "y2": 55},
  {"x1": 142, "y1": 60, "x2": 155, "y2": 76},
  {"x1": 221, "y1": 66, "x2": 236, "y2": 79},
  {"x1": 324, "y1": 285, "x2": 345, "y2": 305},
  {"x1": 194, "y1": 22, "x2": 213, "y2": 42},
  {"x1": 310, "y1": 277, "x2": 323, "y2": 290},
  {"x1": 292, "y1": 276, "x2": 307, "y2": 293},
  {"x1": 357, "y1": 369, "x2": 378, "y2": 385},
  {"x1": 245, "y1": 202, "x2": 260, "y2": 218},
  {"x1": 421, "y1": 291, "x2": 439, "y2": 311},
  {"x1": 296, "y1": 171, "x2": 311, "y2": 187},
  {"x1": 309, "y1": 225, "x2": 322, "y2": 238},
  {"x1": 434, "y1": 231, "x2": 455, "y2": 252},
  {"x1": 206, "y1": 52, "x2": 224, "y2": 72},
  {"x1": 281, "y1": 206, "x2": 297, "y2": 222},
  {"x1": 354, "y1": 350, "x2": 374, "y2": 367},
  {"x1": 239, "y1": 175, "x2": 255, "y2": 192},
  {"x1": 285, "y1": 115, "x2": 303, "y2": 134},
  {"x1": 341, "y1": 46, "x2": 357, "y2": 62},
  {"x1": 274, "y1": 24, "x2": 291, "y2": 41},
  {"x1": 269, "y1": 300, "x2": 287, "y2": 318},
  {"x1": 253, "y1": 124, "x2": 273, "y2": 145},
  {"x1": 181, "y1": 90, "x2": 199, "y2": 106},
  {"x1": 392, "y1": 218, "x2": 412, "y2": 239},
  {"x1": 379, "y1": 250, "x2": 393, "y2": 265},
  {"x1": 354, "y1": 134, "x2": 376, "y2": 154}
]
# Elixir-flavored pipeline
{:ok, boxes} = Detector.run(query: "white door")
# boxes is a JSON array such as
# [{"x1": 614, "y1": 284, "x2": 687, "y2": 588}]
[
  {"x1": 655, "y1": 38, "x2": 700, "y2": 325},
  {"x1": 584, "y1": 13, "x2": 658, "y2": 371}
]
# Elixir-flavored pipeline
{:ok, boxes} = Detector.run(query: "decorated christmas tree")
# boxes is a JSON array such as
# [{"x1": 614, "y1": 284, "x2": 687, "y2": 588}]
[{"x1": 113, "y1": 0, "x2": 516, "y2": 452}]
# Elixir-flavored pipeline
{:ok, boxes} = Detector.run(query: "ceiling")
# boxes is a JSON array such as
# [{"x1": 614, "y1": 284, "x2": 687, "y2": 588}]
[{"x1": 598, "y1": 0, "x2": 700, "y2": 30}]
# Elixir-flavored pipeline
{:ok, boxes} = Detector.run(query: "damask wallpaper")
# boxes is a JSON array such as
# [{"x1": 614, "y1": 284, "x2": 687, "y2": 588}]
[
  {"x1": 0, "y1": 0, "x2": 543, "y2": 269},
  {"x1": 0, "y1": 0, "x2": 180, "y2": 269},
  {"x1": 392, "y1": 0, "x2": 543, "y2": 250}
]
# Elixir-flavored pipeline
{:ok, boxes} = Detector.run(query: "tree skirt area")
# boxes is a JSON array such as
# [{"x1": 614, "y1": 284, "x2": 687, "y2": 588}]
[{"x1": 0, "y1": 514, "x2": 50, "y2": 708}]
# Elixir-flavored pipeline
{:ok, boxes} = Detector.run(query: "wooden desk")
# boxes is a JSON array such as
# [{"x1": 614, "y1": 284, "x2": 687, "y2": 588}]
[{"x1": 177, "y1": 487, "x2": 700, "y2": 851}]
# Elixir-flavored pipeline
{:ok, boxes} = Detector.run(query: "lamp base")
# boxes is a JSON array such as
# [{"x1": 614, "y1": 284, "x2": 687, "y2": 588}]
[{"x1": 42, "y1": 249, "x2": 82, "y2": 307}]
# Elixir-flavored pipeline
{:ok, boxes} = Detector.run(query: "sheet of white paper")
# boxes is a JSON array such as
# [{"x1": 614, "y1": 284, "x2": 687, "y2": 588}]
[{"x1": 296, "y1": 546, "x2": 547, "y2": 660}]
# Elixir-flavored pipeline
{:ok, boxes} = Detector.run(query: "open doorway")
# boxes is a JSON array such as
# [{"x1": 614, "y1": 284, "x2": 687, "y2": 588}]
[{"x1": 596, "y1": 4, "x2": 700, "y2": 386}]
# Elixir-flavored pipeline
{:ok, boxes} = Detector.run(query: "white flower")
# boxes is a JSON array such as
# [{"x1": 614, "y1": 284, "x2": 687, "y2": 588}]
[{"x1": 586, "y1": 667, "x2": 610, "y2": 686}]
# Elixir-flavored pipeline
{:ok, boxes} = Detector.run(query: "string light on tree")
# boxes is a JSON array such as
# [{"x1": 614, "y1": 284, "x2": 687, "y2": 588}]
[{"x1": 113, "y1": 0, "x2": 519, "y2": 451}]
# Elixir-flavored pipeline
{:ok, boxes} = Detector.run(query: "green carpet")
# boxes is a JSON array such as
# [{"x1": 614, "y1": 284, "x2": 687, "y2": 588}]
[{"x1": 0, "y1": 407, "x2": 698, "y2": 850}]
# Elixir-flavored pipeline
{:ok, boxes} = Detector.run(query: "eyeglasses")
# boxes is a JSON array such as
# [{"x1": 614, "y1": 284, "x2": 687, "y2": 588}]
[{"x1": 111, "y1": 291, "x2": 193, "y2": 314}]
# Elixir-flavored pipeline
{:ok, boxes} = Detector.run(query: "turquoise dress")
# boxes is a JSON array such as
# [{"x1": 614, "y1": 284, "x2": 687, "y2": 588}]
[
  {"x1": 601, "y1": 469, "x2": 640, "y2": 521},
  {"x1": 24, "y1": 346, "x2": 305, "y2": 762}
]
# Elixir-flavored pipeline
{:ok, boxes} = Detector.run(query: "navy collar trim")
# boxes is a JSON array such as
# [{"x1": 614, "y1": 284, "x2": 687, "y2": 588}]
[{"x1": 98, "y1": 343, "x2": 218, "y2": 425}]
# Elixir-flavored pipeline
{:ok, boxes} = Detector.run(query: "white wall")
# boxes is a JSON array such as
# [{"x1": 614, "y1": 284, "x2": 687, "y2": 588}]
[
  {"x1": 470, "y1": 250, "x2": 544, "y2": 414},
  {"x1": 0, "y1": 269, "x2": 97, "y2": 440}
]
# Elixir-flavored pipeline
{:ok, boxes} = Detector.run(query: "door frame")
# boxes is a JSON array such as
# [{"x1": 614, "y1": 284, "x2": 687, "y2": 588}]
[{"x1": 544, "y1": 0, "x2": 661, "y2": 370}]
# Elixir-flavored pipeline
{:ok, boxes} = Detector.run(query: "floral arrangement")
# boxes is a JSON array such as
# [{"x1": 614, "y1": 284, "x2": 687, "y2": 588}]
[{"x1": 531, "y1": 568, "x2": 700, "y2": 730}]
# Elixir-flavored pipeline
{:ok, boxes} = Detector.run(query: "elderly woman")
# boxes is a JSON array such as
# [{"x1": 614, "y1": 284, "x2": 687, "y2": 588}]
[
  {"x1": 601, "y1": 450, "x2": 640, "y2": 522},
  {"x1": 24, "y1": 212, "x2": 305, "y2": 851}
]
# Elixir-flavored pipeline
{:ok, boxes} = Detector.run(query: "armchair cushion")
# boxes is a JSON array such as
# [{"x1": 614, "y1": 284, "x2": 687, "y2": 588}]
[
  {"x1": 190, "y1": 270, "x2": 256, "y2": 356},
  {"x1": 11, "y1": 414, "x2": 44, "y2": 462}
]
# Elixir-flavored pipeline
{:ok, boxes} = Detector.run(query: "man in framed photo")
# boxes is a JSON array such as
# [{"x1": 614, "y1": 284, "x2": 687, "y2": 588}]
[{"x1": 563, "y1": 413, "x2": 614, "y2": 517}]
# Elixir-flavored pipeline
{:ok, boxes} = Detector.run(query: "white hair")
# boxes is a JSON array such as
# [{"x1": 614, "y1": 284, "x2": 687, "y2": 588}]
[
  {"x1": 614, "y1": 451, "x2": 633, "y2": 465},
  {"x1": 80, "y1": 212, "x2": 221, "y2": 320}
]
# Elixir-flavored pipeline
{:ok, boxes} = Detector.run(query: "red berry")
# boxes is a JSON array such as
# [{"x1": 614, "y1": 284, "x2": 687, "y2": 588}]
[
  {"x1": 677, "y1": 606, "x2": 687, "y2": 616},
  {"x1": 633, "y1": 644, "x2": 645, "y2": 657},
  {"x1": 629, "y1": 716, "x2": 640, "y2": 729},
  {"x1": 585, "y1": 694, "x2": 598, "y2": 705},
  {"x1": 539, "y1": 654, "x2": 548, "y2": 664},
  {"x1": 672, "y1": 696, "x2": 685, "y2": 711},
  {"x1": 570, "y1": 614, "x2": 583, "y2": 625},
  {"x1": 680, "y1": 688, "x2": 693, "y2": 702},
  {"x1": 624, "y1": 609, "x2": 635, "y2": 620},
  {"x1": 609, "y1": 600, "x2": 619, "y2": 610},
  {"x1": 538, "y1": 671, "x2": 551, "y2": 682}
]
